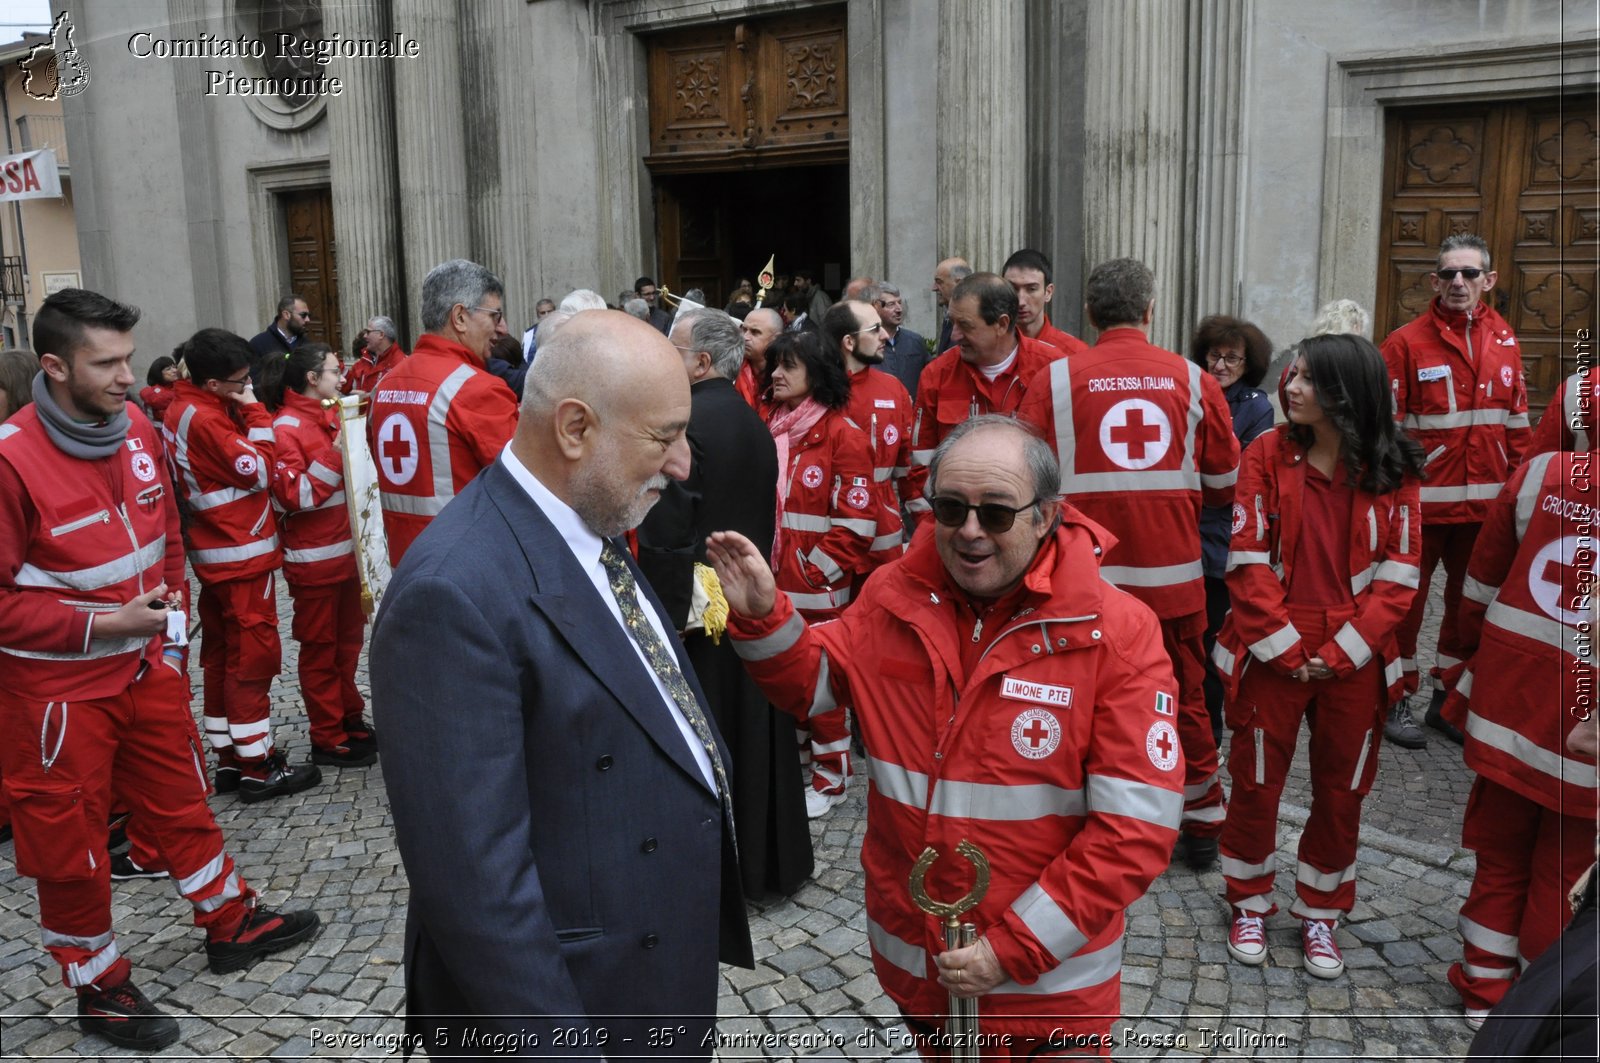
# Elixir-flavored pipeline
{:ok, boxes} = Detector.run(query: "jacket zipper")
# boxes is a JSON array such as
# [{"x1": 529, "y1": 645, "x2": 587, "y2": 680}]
[
  {"x1": 51, "y1": 510, "x2": 110, "y2": 536},
  {"x1": 976, "y1": 614, "x2": 1099, "y2": 665},
  {"x1": 115, "y1": 505, "x2": 144, "y2": 595}
]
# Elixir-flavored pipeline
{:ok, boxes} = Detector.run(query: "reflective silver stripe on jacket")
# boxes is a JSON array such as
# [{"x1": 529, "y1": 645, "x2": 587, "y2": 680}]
[
  {"x1": 990, "y1": 937, "x2": 1122, "y2": 996},
  {"x1": 380, "y1": 491, "x2": 447, "y2": 516},
  {"x1": 1201, "y1": 469, "x2": 1237, "y2": 489},
  {"x1": 1226, "y1": 550, "x2": 1271, "y2": 572},
  {"x1": 1465, "y1": 710, "x2": 1599, "y2": 789},
  {"x1": 1420, "y1": 482, "x2": 1504, "y2": 504},
  {"x1": 1249, "y1": 621, "x2": 1300, "y2": 661},
  {"x1": 272, "y1": 415, "x2": 301, "y2": 429},
  {"x1": 426, "y1": 364, "x2": 477, "y2": 509},
  {"x1": 284, "y1": 540, "x2": 355, "y2": 564},
  {"x1": 1011, "y1": 883, "x2": 1088, "y2": 962},
  {"x1": 1514, "y1": 452, "x2": 1558, "y2": 541},
  {"x1": 1462, "y1": 575, "x2": 1499, "y2": 606},
  {"x1": 1100, "y1": 559, "x2": 1203, "y2": 589},
  {"x1": 782, "y1": 511, "x2": 874, "y2": 537},
  {"x1": 1086, "y1": 774, "x2": 1182, "y2": 829},
  {"x1": 1210, "y1": 640, "x2": 1237, "y2": 676},
  {"x1": 732, "y1": 611, "x2": 806, "y2": 661},
  {"x1": 15, "y1": 536, "x2": 165, "y2": 592},
  {"x1": 1049, "y1": 360, "x2": 1076, "y2": 491},
  {"x1": 186, "y1": 484, "x2": 254, "y2": 512},
  {"x1": 1332, "y1": 622, "x2": 1372, "y2": 668},
  {"x1": 806, "y1": 545, "x2": 846, "y2": 584},
  {"x1": 1484, "y1": 598, "x2": 1572, "y2": 657},
  {"x1": 1403, "y1": 408, "x2": 1511, "y2": 430},
  {"x1": 867, "y1": 917, "x2": 926, "y2": 977},
  {"x1": 1067, "y1": 469, "x2": 1201, "y2": 494},
  {"x1": 1373, "y1": 561, "x2": 1421, "y2": 588},
  {"x1": 190, "y1": 536, "x2": 280, "y2": 566},
  {"x1": 786, "y1": 587, "x2": 851, "y2": 612},
  {"x1": 247, "y1": 426, "x2": 275, "y2": 443},
  {"x1": 0, "y1": 635, "x2": 148, "y2": 661},
  {"x1": 931, "y1": 779, "x2": 1086, "y2": 821}
]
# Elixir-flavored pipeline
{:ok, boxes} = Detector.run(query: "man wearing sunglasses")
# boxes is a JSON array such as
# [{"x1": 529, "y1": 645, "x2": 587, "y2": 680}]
[
  {"x1": 247, "y1": 294, "x2": 310, "y2": 385},
  {"x1": 1378, "y1": 233, "x2": 1529, "y2": 749},
  {"x1": 368, "y1": 258, "x2": 519, "y2": 567},
  {"x1": 709, "y1": 415, "x2": 1182, "y2": 1054}
]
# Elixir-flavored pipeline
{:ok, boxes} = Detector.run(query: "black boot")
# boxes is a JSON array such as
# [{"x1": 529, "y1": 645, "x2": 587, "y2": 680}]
[
  {"x1": 77, "y1": 979, "x2": 180, "y2": 1051},
  {"x1": 1423, "y1": 686, "x2": 1464, "y2": 745},
  {"x1": 206, "y1": 905, "x2": 322, "y2": 974}
]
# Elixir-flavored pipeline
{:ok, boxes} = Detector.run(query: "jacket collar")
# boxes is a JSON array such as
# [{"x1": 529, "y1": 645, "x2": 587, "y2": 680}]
[
  {"x1": 412, "y1": 332, "x2": 486, "y2": 370},
  {"x1": 281, "y1": 388, "x2": 337, "y2": 426},
  {"x1": 173, "y1": 378, "x2": 233, "y2": 415}
]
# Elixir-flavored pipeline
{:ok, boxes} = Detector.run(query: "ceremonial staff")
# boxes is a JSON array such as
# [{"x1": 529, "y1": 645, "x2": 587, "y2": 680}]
[{"x1": 909, "y1": 839, "x2": 991, "y2": 1062}]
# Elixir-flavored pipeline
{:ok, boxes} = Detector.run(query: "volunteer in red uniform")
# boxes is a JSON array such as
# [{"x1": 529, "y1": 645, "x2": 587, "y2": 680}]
[
  {"x1": 1441, "y1": 444, "x2": 1598, "y2": 1027},
  {"x1": 1002, "y1": 248, "x2": 1089, "y2": 358},
  {"x1": 1017, "y1": 257, "x2": 1239, "y2": 869},
  {"x1": 1529, "y1": 365, "x2": 1597, "y2": 456},
  {"x1": 823, "y1": 299, "x2": 911, "y2": 574},
  {"x1": 1213, "y1": 333, "x2": 1425, "y2": 980},
  {"x1": 0, "y1": 289, "x2": 318, "y2": 1052},
  {"x1": 905, "y1": 273, "x2": 1064, "y2": 521},
  {"x1": 165, "y1": 329, "x2": 321, "y2": 802},
  {"x1": 341, "y1": 315, "x2": 406, "y2": 397},
  {"x1": 762, "y1": 330, "x2": 877, "y2": 817},
  {"x1": 709, "y1": 416, "x2": 1182, "y2": 1056},
  {"x1": 369, "y1": 258, "x2": 519, "y2": 566},
  {"x1": 1380, "y1": 233, "x2": 1530, "y2": 748},
  {"x1": 138, "y1": 354, "x2": 180, "y2": 421},
  {"x1": 261, "y1": 343, "x2": 378, "y2": 768}
]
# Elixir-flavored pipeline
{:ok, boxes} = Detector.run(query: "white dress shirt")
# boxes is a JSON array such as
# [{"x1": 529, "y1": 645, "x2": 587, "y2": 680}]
[{"x1": 499, "y1": 448, "x2": 716, "y2": 791}]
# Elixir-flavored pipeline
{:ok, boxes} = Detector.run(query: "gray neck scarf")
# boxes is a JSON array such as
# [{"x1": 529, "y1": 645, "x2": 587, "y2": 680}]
[{"x1": 31, "y1": 371, "x2": 129, "y2": 459}]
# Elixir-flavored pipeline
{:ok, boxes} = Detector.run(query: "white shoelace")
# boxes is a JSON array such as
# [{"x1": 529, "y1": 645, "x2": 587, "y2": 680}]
[{"x1": 1304, "y1": 919, "x2": 1339, "y2": 957}]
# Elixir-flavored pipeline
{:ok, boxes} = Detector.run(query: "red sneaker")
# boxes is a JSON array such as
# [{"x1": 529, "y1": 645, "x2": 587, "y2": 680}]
[
  {"x1": 1227, "y1": 908, "x2": 1268, "y2": 965},
  {"x1": 1301, "y1": 918, "x2": 1345, "y2": 978}
]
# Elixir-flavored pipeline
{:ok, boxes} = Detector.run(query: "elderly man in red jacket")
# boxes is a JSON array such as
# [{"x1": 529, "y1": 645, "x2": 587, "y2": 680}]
[{"x1": 709, "y1": 415, "x2": 1181, "y2": 1056}]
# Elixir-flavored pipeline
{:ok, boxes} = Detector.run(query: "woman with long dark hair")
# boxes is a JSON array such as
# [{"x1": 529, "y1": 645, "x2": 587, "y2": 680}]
[
  {"x1": 761, "y1": 330, "x2": 876, "y2": 817},
  {"x1": 139, "y1": 353, "x2": 182, "y2": 421},
  {"x1": 1189, "y1": 315, "x2": 1276, "y2": 746},
  {"x1": 1211, "y1": 333, "x2": 1425, "y2": 981},
  {"x1": 258, "y1": 343, "x2": 377, "y2": 766}
]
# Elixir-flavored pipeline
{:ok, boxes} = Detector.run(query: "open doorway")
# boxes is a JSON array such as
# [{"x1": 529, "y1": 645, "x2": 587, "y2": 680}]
[{"x1": 654, "y1": 164, "x2": 850, "y2": 310}]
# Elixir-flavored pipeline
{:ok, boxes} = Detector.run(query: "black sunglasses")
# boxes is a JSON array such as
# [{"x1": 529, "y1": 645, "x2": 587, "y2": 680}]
[
  {"x1": 1435, "y1": 268, "x2": 1484, "y2": 281},
  {"x1": 929, "y1": 496, "x2": 1041, "y2": 533}
]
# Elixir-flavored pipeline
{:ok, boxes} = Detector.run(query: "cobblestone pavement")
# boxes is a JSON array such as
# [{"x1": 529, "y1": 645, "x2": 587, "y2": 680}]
[{"x1": 0, "y1": 582, "x2": 1489, "y2": 1060}]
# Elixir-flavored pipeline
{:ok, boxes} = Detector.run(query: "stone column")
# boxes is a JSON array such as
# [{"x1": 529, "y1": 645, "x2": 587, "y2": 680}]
[
  {"x1": 325, "y1": 0, "x2": 404, "y2": 342},
  {"x1": 391, "y1": 0, "x2": 468, "y2": 340},
  {"x1": 848, "y1": 0, "x2": 887, "y2": 282},
  {"x1": 1185, "y1": 0, "x2": 1252, "y2": 327},
  {"x1": 935, "y1": 0, "x2": 1027, "y2": 272},
  {"x1": 1083, "y1": 0, "x2": 1190, "y2": 350}
]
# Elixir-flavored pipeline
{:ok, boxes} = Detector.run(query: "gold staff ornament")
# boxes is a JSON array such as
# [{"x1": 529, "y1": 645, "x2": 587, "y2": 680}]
[{"x1": 909, "y1": 839, "x2": 991, "y2": 1062}]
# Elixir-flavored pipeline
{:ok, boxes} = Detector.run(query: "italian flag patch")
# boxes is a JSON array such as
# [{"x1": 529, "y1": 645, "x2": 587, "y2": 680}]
[{"x1": 1154, "y1": 692, "x2": 1174, "y2": 716}]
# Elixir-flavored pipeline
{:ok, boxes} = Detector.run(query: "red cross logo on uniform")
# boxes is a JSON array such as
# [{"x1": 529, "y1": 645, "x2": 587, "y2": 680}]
[
  {"x1": 1528, "y1": 535, "x2": 1589, "y2": 626},
  {"x1": 1146, "y1": 720, "x2": 1179, "y2": 772},
  {"x1": 378, "y1": 413, "x2": 420, "y2": 486},
  {"x1": 1010, "y1": 708, "x2": 1061, "y2": 760},
  {"x1": 1021, "y1": 718, "x2": 1050, "y2": 747},
  {"x1": 1099, "y1": 398, "x2": 1172, "y2": 471}
]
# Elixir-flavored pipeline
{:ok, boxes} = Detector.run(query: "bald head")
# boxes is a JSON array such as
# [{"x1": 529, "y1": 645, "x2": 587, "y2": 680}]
[
  {"x1": 741, "y1": 307, "x2": 783, "y2": 369},
  {"x1": 514, "y1": 310, "x2": 692, "y2": 536},
  {"x1": 933, "y1": 257, "x2": 972, "y2": 307}
]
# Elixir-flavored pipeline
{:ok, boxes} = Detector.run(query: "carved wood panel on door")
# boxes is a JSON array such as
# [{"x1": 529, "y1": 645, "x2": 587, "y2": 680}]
[
  {"x1": 283, "y1": 187, "x2": 342, "y2": 354},
  {"x1": 1377, "y1": 96, "x2": 1598, "y2": 415}
]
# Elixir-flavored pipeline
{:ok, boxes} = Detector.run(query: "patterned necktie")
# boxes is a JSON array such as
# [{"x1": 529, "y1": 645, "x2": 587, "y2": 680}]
[{"x1": 599, "y1": 540, "x2": 737, "y2": 851}]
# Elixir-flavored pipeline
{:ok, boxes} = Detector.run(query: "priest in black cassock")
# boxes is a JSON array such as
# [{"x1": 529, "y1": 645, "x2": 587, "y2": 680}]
[{"x1": 636, "y1": 307, "x2": 814, "y2": 897}]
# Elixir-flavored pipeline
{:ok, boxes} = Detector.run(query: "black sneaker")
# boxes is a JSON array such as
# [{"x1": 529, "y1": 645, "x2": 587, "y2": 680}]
[
  {"x1": 237, "y1": 753, "x2": 322, "y2": 804},
  {"x1": 312, "y1": 744, "x2": 378, "y2": 767},
  {"x1": 214, "y1": 765, "x2": 241, "y2": 794},
  {"x1": 1424, "y1": 686, "x2": 1465, "y2": 745},
  {"x1": 1180, "y1": 832, "x2": 1219, "y2": 871},
  {"x1": 206, "y1": 906, "x2": 321, "y2": 974},
  {"x1": 77, "y1": 979, "x2": 180, "y2": 1051},
  {"x1": 343, "y1": 719, "x2": 378, "y2": 751},
  {"x1": 109, "y1": 853, "x2": 169, "y2": 881}
]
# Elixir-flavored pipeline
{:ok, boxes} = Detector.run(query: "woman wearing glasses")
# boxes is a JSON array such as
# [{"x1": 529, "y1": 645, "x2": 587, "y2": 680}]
[
  {"x1": 761, "y1": 330, "x2": 877, "y2": 817},
  {"x1": 259, "y1": 345, "x2": 378, "y2": 769},
  {"x1": 1211, "y1": 333, "x2": 1425, "y2": 982},
  {"x1": 1189, "y1": 316, "x2": 1276, "y2": 745}
]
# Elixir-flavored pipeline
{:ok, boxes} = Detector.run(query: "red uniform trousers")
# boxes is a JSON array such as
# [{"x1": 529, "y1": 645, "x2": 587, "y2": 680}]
[
  {"x1": 1395, "y1": 522, "x2": 1479, "y2": 696},
  {"x1": 287, "y1": 577, "x2": 367, "y2": 750},
  {"x1": 198, "y1": 572, "x2": 282, "y2": 768},
  {"x1": 792, "y1": 604, "x2": 853, "y2": 796},
  {"x1": 0, "y1": 663, "x2": 252, "y2": 988},
  {"x1": 1164, "y1": 611, "x2": 1225, "y2": 837},
  {"x1": 1449, "y1": 776, "x2": 1595, "y2": 1011},
  {"x1": 1220, "y1": 604, "x2": 1385, "y2": 919}
]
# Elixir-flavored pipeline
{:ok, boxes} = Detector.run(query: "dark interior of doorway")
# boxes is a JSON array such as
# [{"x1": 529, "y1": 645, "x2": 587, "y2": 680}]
[{"x1": 653, "y1": 163, "x2": 850, "y2": 311}]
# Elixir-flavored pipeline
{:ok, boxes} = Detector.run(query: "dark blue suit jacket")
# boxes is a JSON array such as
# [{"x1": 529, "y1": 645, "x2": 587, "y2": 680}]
[{"x1": 372, "y1": 457, "x2": 751, "y2": 1058}]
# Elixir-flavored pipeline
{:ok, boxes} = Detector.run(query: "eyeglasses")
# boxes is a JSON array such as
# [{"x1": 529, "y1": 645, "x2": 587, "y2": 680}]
[
  {"x1": 1435, "y1": 268, "x2": 1485, "y2": 281},
  {"x1": 295, "y1": 311, "x2": 312, "y2": 320},
  {"x1": 220, "y1": 372, "x2": 252, "y2": 389},
  {"x1": 853, "y1": 322, "x2": 883, "y2": 335},
  {"x1": 1206, "y1": 351, "x2": 1245, "y2": 367},
  {"x1": 468, "y1": 305, "x2": 504, "y2": 324},
  {"x1": 929, "y1": 496, "x2": 1041, "y2": 533}
]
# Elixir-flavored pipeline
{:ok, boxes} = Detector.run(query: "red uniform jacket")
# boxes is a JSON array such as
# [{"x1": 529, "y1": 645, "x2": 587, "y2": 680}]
[
  {"x1": 728, "y1": 516, "x2": 1182, "y2": 1037},
  {"x1": 270, "y1": 390, "x2": 355, "y2": 588},
  {"x1": 1445, "y1": 451, "x2": 1599, "y2": 816},
  {"x1": 906, "y1": 335, "x2": 1063, "y2": 515},
  {"x1": 0, "y1": 404, "x2": 187, "y2": 701},
  {"x1": 735, "y1": 362, "x2": 763, "y2": 409},
  {"x1": 163, "y1": 380, "x2": 282, "y2": 585},
  {"x1": 139, "y1": 384, "x2": 176, "y2": 421},
  {"x1": 1035, "y1": 316, "x2": 1088, "y2": 358},
  {"x1": 368, "y1": 333, "x2": 518, "y2": 566},
  {"x1": 1530, "y1": 367, "x2": 1598, "y2": 456},
  {"x1": 1017, "y1": 328, "x2": 1239, "y2": 619},
  {"x1": 770, "y1": 409, "x2": 877, "y2": 619},
  {"x1": 341, "y1": 345, "x2": 407, "y2": 396},
  {"x1": 1213, "y1": 427, "x2": 1422, "y2": 702},
  {"x1": 1380, "y1": 298, "x2": 1530, "y2": 523},
  {"x1": 844, "y1": 366, "x2": 912, "y2": 568}
]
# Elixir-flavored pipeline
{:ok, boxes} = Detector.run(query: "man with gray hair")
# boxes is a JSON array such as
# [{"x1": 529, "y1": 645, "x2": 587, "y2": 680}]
[
  {"x1": 1379, "y1": 233, "x2": 1529, "y2": 748},
  {"x1": 869, "y1": 282, "x2": 929, "y2": 399},
  {"x1": 636, "y1": 308, "x2": 812, "y2": 896},
  {"x1": 932, "y1": 256, "x2": 972, "y2": 355},
  {"x1": 367, "y1": 258, "x2": 519, "y2": 566},
  {"x1": 342, "y1": 314, "x2": 407, "y2": 397},
  {"x1": 707, "y1": 414, "x2": 1182, "y2": 1051},
  {"x1": 373, "y1": 309, "x2": 752, "y2": 1055}
]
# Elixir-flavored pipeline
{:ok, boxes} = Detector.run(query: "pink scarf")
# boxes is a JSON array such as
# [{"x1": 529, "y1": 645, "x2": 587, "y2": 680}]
[{"x1": 767, "y1": 398, "x2": 829, "y2": 557}]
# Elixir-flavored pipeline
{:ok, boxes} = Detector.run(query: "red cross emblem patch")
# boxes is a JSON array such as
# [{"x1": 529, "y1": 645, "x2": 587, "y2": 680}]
[
  {"x1": 1146, "y1": 720, "x2": 1179, "y2": 772},
  {"x1": 1231, "y1": 502, "x2": 1248, "y2": 536},
  {"x1": 1099, "y1": 398, "x2": 1172, "y2": 470},
  {"x1": 845, "y1": 485, "x2": 871, "y2": 510},
  {"x1": 130, "y1": 452, "x2": 157, "y2": 483},
  {"x1": 1500, "y1": 365, "x2": 1513, "y2": 387},
  {"x1": 801, "y1": 464, "x2": 824, "y2": 489},
  {"x1": 378, "y1": 413, "x2": 420, "y2": 486},
  {"x1": 233, "y1": 453, "x2": 258, "y2": 477},
  {"x1": 883, "y1": 423, "x2": 899, "y2": 446},
  {"x1": 1010, "y1": 708, "x2": 1061, "y2": 760}
]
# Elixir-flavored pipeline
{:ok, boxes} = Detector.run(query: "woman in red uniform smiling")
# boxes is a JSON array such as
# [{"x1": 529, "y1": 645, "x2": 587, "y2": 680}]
[
  {"x1": 1211, "y1": 333, "x2": 1425, "y2": 980},
  {"x1": 761, "y1": 330, "x2": 876, "y2": 817}
]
